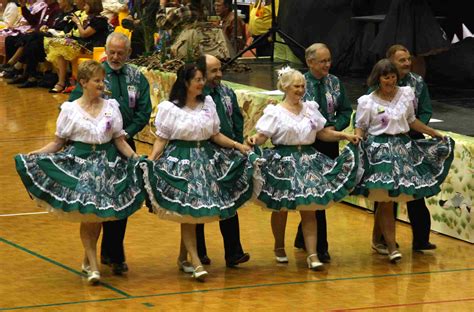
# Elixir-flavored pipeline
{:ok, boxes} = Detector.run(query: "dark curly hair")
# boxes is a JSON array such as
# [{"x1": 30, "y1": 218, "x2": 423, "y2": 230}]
[{"x1": 169, "y1": 63, "x2": 206, "y2": 108}]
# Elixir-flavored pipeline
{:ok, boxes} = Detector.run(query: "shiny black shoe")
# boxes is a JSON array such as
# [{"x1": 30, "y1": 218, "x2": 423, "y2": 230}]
[
  {"x1": 18, "y1": 80, "x2": 37, "y2": 88},
  {"x1": 413, "y1": 242, "x2": 437, "y2": 251},
  {"x1": 317, "y1": 251, "x2": 331, "y2": 263},
  {"x1": 112, "y1": 262, "x2": 129, "y2": 275},
  {"x1": 200, "y1": 255, "x2": 211, "y2": 265},
  {"x1": 7, "y1": 75, "x2": 27, "y2": 84},
  {"x1": 100, "y1": 256, "x2": 112, "y2": 266},
  {"x1": 226, "y1": 252, "x2": 250, "y2": 267}
]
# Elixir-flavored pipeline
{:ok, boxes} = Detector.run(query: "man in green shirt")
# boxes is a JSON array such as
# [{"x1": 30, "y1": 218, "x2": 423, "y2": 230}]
[
  {"x1": 375, "y1": 44, "x2": 435, "y2": 252},
  {"x1": 195, "y1": 54, "x2": 250, "y2": 267},
  {"x1": 294, "y1": 43, "x2": 353, "y2": 263},
  {"x1": 69, "y1": 32, "x2": 152, "y2": 274}
]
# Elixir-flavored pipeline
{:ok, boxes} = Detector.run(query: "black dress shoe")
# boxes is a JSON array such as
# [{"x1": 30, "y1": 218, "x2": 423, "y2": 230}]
[
  {"x1": 200, "y1": 255, "x2": 211, "y2": 265},
  {"x1": 18, "y1": 80, "x2": 38, "y2": 88},
  {"x1": 413, "y1": 242, "x2": 437, "y2": 251},
  {"x1": 8, "y1": 75, "x2": 27, "y2": 84},
  {"x1": 226, "y1": 252, "x2": 250, "y2": 267},
  {"x1": 101, "y1": 256, "x2": 112, "y2": 266},
  {"x1": 112, "y1": 262, "x2": 129, "y2": 275},
  {"x1": 317, "y1": 251, "x2": 331, "y2": 263}
]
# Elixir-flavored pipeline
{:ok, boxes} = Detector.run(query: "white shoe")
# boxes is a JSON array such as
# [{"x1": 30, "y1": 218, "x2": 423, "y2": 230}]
[
  {"x1": 372, "y1": 243, "x2": 389, "y2": 255},
  {"x1": 87, "y1": 271, "x2": 101, "y2": 285},
  {"x1": 388, "y1": 250, "x2": 402, "y2": 263},
  {"x1": 81, "y1": 263, "x2": 91, "y2": 275},
  {"x1": 177, "y1": 259, "x2": 194, "y2": 273},
  {"x1": 192, "y1": 265, "x2": 208, "y2": 281},
  {"x1": 274, "y1": 248, "x2": 288, "y2": 263},
  {"x1": 306, "y1": 254, "x2": 324, "y2": 271}
]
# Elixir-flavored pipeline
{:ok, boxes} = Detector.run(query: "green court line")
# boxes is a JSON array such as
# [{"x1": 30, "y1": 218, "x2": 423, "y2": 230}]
[
  {"x1": 0, "y1": 237, "x2": 131, "y2": 298},
  {"x1": 1, "y1": 236, "x2": 474, "y2": 311}
]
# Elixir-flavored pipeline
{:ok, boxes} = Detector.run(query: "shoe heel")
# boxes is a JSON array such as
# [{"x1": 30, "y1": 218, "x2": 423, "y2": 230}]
[
  {"x1": 192, "y1": 265, "x2": 208, "y2": 281},
  {"x1": 306, "y1": 254, "x2": 324, "y2": 271},
  {"x1": 87, "y1": 271, "x2": 101, "y2": 285},
  {"x1": 274, "y1": 248, "x2": 288, "y2": 263}
]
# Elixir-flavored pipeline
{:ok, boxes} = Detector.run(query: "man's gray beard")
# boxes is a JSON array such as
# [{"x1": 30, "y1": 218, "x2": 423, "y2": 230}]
[{"x1": 107, "y1": 60, "x2": 124, "y2": 71}]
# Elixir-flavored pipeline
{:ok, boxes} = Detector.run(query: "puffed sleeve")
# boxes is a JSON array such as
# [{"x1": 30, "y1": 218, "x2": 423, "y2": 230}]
[
  {"x1": 305, "y1": 101, "x2": 327, "y2": 132},
  {"x1": 204, "y1": 95, "x2": 221, "y2": 135},
  {"x1": 355, "y1": 95, "x2": 372, "y2": 131},
  {"x1": 404, "y1": 87, "x2": 417, "y2": 124},
  {"x1": 154, "y1": 101, "x2": 175, "y2": 139},
  {"x1": 109, "y1": 99, "x2": 127, "y2": 138},
  {"x1": 255, "y1": 104, "x2": 279, "y2": 138},
  {"x1": 55, "y1": 102, "x2": 75, "y2": 139}
]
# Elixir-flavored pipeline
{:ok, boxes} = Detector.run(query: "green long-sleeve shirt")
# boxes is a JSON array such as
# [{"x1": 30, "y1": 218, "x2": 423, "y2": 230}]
[
  {"x1": 69, "y1": 62, "x2": 152, "y2": 138},
  {"x1": 303, "y1": 72, "x2": 352, "y2": 131},
  {"x1": 203, "y1": 84, "x2": 244, "y2": 143}
]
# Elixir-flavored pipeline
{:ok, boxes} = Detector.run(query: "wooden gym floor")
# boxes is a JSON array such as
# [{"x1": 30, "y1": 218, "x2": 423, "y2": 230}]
[{"x1": 0, "y1": 80, "x2": 473, "y2": 311}]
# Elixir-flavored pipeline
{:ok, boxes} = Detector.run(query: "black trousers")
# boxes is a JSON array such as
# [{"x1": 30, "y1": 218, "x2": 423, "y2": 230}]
[
  {"x1": 196, "y1": 213, "x2": 244, "y2": 261},
  {"x1": 294, "y1": 139, "x2": 339, "y2": 252},
  {"x1": 100, "y1": 139, "x2": 136, "y2": 264}
]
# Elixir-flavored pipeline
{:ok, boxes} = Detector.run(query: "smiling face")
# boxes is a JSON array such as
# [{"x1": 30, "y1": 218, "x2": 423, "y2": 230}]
[
  {"x1": 307, "y1": 47, "x2": 331, "y2": 79},
  {"x1": 379, "y1": 73, "x2": 398, "y2": 94},
  {"x1": 106, "y1": 38, "x2": 131, "y2": 71},
  {"x1": 285, "y1": 75, "x2": 306, "y2": 102},
  {"x1": 391, "y1": 50, "x2": 412, "y2": 79},
  {"x1": 187, "y1": 70, "x2": 206, "y2": 97},
  {"x1": 205, "y1": 55, "x2": 222, "y2": 88},
  {"x1": 81, "y1": 71, "x2": 105, "y2": 99}
]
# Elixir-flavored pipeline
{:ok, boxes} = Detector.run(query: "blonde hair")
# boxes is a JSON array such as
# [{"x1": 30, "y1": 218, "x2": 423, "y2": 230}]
[
  {"x1": 276, "y1": 67, "x2": 305, "y2": 93},
  {"x1": 77, "y1": 60, "x2": 105, "y2": 84}
]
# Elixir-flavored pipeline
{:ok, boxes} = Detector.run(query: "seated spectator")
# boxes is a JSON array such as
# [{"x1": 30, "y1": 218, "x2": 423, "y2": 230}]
[
  {"x1": 8, "y1": 0, "x2": 76, "y2": 88},
  {"x1": 0, "y1": 0, "x2": 60, "y2": 77},
  {"x1": 214, "y1": 0, "x2": 246, "y2": 52},
  {"x1": 44, "y1": 0, "x2": 109, "y2": 93},
  {"x1": 0, "y1": 0, "x2": 21, "y2": 29}
]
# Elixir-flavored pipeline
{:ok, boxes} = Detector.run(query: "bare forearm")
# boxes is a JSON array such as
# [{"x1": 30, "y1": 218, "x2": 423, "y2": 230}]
[
  {"x1": 30, "y1": 138, "x2": 66, "y2": 154},
  {"x1": 150, "y1": 136, "x2": 168, "y2": 160},
  {"x1": 114, "y1": 136, "x2": 137, "y2": 158},
  {"x1": 409, "y1": 119, "x2": 440, "y2": 137},
  {"x1": 317, "y1": 128, "x2": 347, "y2": 142}
]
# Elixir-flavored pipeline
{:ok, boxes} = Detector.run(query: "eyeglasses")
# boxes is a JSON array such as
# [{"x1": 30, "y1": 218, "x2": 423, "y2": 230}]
[{"x1": 314, "y1": 59, "x2": 332, "y2": 65}]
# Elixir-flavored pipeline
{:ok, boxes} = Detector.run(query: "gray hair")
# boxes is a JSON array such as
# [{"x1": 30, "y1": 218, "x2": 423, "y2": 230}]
[
  {"x1": 305, "y1": 43, "x2": 329, "y2": 61},
  {"x1": 106, "y1": 32, "x2": 132, "y2": 52},
  {"x1": 277, "y1": 67, "x2": 305, "y2": 93}
]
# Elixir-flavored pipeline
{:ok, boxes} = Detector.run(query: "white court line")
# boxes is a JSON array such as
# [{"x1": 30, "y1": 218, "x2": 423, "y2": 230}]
[{"x1": 0, "y1": 212, "x2": 49, "y2": 217}]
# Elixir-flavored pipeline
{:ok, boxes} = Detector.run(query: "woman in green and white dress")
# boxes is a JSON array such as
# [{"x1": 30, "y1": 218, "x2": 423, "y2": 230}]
[
  {"x1": 14, "y1": 60, "x2": 145, "y2": 285},
  {"x1": 247, "y1": 67, "x2": 361, "y2": 271},
  {"x1": 353, "y1": 59, "x2": 454, "y2": 263},
  {"x1": 141, "y1": 64, "x2": 254, "y2": 281}
]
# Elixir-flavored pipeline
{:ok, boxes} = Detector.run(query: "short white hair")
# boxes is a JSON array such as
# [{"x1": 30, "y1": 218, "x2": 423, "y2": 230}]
[{"x1": 106, "y1": 32, "x2": 131, "y2": 52}]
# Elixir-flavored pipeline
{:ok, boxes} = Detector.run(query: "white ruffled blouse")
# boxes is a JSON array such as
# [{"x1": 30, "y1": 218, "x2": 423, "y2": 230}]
[
  {"x1": 255, "y1": 101, "x2": 327, "y2": 145},
  {"x1": 355, "y1": 86, "x2": 417, "y2": 136},
  {"x1": 56, "y1": 99, "x2": 126, "y2": 144},
  {"x1": 154, "y1": 95, "x2": 220, "y2": 140}
]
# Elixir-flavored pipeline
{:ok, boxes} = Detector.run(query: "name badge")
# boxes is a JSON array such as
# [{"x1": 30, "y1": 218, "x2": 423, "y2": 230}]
[{"x1": 128, "y1": 85, "x2": 137, "y2": 108}]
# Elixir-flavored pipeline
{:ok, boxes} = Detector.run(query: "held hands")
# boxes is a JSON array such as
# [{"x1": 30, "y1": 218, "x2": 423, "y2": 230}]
[
  {"x1": 71, "y1": 15, "x2": 81, "y2": 26},
  {"x1": 235, "y1": 142, "x2": 251, "y2": 155},
  {"x1": 344, "y1": 133, "x2": 362, "y2": 144},
  {"x1": 246, "y1": 135, "x2": 259, "y2": 146}
]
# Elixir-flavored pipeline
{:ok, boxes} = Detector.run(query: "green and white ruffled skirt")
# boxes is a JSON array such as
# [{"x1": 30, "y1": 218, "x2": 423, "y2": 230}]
[
  {"x1": 14, "y1": 142, "x2": 145, "y2": 222},
  {"x1": 253, "y1": 143, "x2": 359, "y2": 211},
  {"x1": 140, "y1": 140, "x2": 258, "y2": 223},
  {"x1": 351, "y1": 134, "x2": 455, "y2": 202}
]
